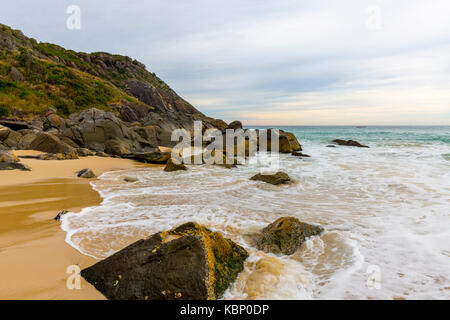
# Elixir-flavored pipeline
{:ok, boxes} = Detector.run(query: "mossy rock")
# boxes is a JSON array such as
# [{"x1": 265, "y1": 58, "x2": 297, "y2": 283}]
[
  {"x1": 250, "y1": 171, "x2": 291, "y2": 185},
  {"x1": 81, "y1": 222, "x2": 248, "y2": 300},
  {"x1": 256, "y1": 217, "x2": 324, "y2": 255},
  {"x1": 164, "y1": 158, "x2": 187, "y2": 172}
]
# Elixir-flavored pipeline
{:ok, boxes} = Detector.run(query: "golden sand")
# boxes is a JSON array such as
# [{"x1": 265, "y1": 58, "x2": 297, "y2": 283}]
[{"x1": 0, "y1": 150, "x2": 142, "y2": 299}]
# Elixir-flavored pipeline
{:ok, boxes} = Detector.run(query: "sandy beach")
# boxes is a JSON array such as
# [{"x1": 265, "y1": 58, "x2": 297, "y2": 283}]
[{"x1": 0, "y1": 150, "x2": 142, "y2": 300}]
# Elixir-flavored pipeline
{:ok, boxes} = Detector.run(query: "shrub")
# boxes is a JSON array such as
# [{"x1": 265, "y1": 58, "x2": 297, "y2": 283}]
[{"x1": 0, "y1": 105, "x2": 10, "y2": 117}]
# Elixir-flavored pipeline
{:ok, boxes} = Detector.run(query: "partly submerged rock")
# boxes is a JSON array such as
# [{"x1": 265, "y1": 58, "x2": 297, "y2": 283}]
[
  {"x1": 53, "y1": 210, "x2": 69, "y2": 221},
  {"x1": 77, "y1": 168, "x2": 95, "y2": 179},
  {"x1": 123, "y1": 176, "x2": 138, "y2": 182},
  {"x1": 256, "y1": 217, "x2": 324, "y2": 255},
  {"x1": 81, "y1": 222, "x2": 248, "y2": 300},
  {"x1": 332, "y1": 139, "x2": 369, "y2": 148},
  {"x1": 250, "y1": 171, "x2": 291, "y2": 185},
  {"x1": 291, "y1": 151, "x2": 311, "y2": 157},
  {"x1": 164, "y1": 158, "x2": 187, "y2": 172}
]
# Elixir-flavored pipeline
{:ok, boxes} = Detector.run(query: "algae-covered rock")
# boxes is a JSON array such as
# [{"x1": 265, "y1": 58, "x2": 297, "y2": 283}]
[
  {"x1": 256, "y1": 217, "x2": 324, "y2": 255},
  {"x1": 164, "y1": 158, "x2": 187, "y2": 172},
  {"x1": 53, "y1": 209, "x2": 69, "y2": 221},
  {"x1": 250, "y1": 171, "x2": 291, "y2": 185},
  {"x1": 38, "y1": 150, "x2": 79, "y2": 160},
  {"x1": 81, "y1": 222, "x2": 248, "y2": 300}
]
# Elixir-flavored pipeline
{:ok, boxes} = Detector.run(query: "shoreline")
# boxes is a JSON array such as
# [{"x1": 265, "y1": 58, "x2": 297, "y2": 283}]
[{"x1": 0, "y1": 150, "x2": 145, "y2": 299}]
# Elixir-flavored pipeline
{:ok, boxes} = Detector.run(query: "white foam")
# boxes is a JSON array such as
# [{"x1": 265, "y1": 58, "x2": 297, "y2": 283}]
[{"x1": 60, "y1": 140, "x2": 450, "y2": 299}]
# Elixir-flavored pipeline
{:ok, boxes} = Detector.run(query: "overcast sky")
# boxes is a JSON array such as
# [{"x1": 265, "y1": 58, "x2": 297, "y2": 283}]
[{"x1": 1, "y1": 0, "x2": 449, "y2": 125}]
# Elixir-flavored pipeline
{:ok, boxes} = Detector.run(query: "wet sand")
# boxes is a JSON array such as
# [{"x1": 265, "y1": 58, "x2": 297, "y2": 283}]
[{"x1": 0, "y1": 150, "x2": 141, "y2": 299}]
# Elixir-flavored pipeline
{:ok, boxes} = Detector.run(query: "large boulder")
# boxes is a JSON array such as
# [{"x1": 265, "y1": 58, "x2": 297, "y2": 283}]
[
  {"x1": 258, "y1": 129, "x2": 302, "y2": 154},
  {"x1": 250, "y1": 171, "x2": 291, "y2": 185},
  {"x1": 29, "y1": 132, "x2": 73, "y2": 154},
  {"x1": 2, "y1": 129, "x2": 21, "y2": 148},
  {"x1": 256, "y1": 217, "x2": 324, "y2": 255},
  {"x1": 63, "y1": 108, "x2": 157, "y2": 156},
  {"x1": 332, "y1": 139, "x2": 369, "y2": 148},
  {"x1": 81, "y1": 222, "x2": 249, "y2": 300},
  {"x1": 283, "y1": 132, "x2": 302, "y2": 152},
  {"x1": 227, "y1": 120, "x2": 243, "y2": 131}
]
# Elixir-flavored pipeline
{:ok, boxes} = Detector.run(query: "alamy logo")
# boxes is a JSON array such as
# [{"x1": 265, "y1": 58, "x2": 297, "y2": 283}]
[
  {"x1": 366, "y1": 265, "x2": 381, "y2": 289},
  {"x1": 66, "y1": 265, "x2": 81, "y2": 290},
  {"x1": 66, "y1": 5, "x2": 81, "y2": 30},
  {"x1": 366, "y1": 6, "x2": 382, "y2": 31}
]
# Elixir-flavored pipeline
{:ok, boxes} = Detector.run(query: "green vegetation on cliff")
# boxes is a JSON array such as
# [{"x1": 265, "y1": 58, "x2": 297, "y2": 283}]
[{"x1": 0, "y1": 23, "x2": 187, "y2": 118}]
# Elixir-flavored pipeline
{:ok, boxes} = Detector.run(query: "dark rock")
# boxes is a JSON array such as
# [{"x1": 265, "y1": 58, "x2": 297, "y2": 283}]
[
  {"x1": 54, "y1": 210, "x2": 69, "y2": 221},
  {"x1": 0, "y1": 125, "x2": 11, "y2": 141},
  {"x1": 0, "y1": 150, "x2": 19, "y2": 163},
  {"x1": 123, "y1": 151, "x2": 171, "y2": 164},
  {"x1": 283, "y1": 131, "x2": 302, "y2": 152},
  {"x1": 0, "y1": 119, "x2": 30, "y2": 131},
  {"x1": 250, "y1": 171, "x2": 291, "y2": 185},
  {"x1": 326, "y1": 145, "x2": 336, "y2": 148},
  {"x1": 210, "y1": 119, "x2": 228, "y2": 131},
  {"x1": 0, "y1": 162, "x2": 30, "y2": 171},
  {"x1": 95, "y1": 151, "x2": 109, "y2": 157},
  {"x1": 38, "y1": 151, "x2": 79, "y2": 160},
  {"x1": 81, "y1": 222, "x2": 248, "y2": 300},
  {"x1": 77, "y1": 168, "x2": 95, "y2": 178},
  {"x1": 29, "y1": 132, "x2": 73, "y2": 154},
  {"x1": 164, "y1": 158, "x2": 187, "y2": 172},
  {"x1": 17, "y1": 132, "x2": 38, "y2": 149},
  {"x1": 332, "y1": 139, "x2": 369, "y2": 148},
  {"x1": 226, "y1": 120, "x2": 243, "y2": 131},
  {"x1": 41, "y1": 107, "x2": 57, "y2": 118},
  {"x1": 256, "y1": 217, "x2": 324, "y2": 255},
  {"x1": 259, "y1": 130, "x2": 302, "y2": 153},
  {"x1": 76, "y1": 148, "x2": 95, "y2": 157},
  {"x1": 123, "y1": 177, "x2": 138, "y2": 182},
  {"x1": 292, "y1": 151, "x2": 311, "y2": 157},
  {"x1": 0, "y1": 150, "x2": 30, "y2": 171},
  {"x1": 2, "y1": 129, "x2": 21, "y2": 148}
]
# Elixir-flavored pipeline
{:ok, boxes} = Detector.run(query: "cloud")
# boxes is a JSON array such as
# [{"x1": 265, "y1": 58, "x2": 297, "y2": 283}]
[{"x1": 1, "y1": 0, "x2": 449, "y2": 124}]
